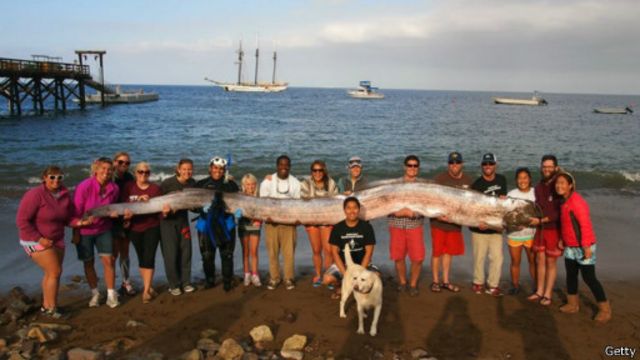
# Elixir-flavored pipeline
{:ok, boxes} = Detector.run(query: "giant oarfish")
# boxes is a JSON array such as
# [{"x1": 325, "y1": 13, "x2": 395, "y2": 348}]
[{"x1": 86, "y1": 181, "x2": 537, "y2": 230}]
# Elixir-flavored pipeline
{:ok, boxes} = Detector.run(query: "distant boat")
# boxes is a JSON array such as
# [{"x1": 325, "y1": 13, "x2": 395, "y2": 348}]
[
  {"x1": 593, "y1": 107, "x2": 633, "y2": 115},
  {"x1": 81, "y1": 85, "x2": 159, "y2": 104},
  {"x1": 348, "y1": 81, "x2": 384, "y2": 100},
  {"x1": 493, "y1": 92, "x2": 547, "y2": 106},
  {"x1": 205, "y1": 41, "x2": 288, "y2": 93}
]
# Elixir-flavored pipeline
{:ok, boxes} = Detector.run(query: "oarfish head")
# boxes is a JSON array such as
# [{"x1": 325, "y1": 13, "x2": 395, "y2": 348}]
[{"x1": 503, "y1": 199, "x2": 539, "y2": 233}]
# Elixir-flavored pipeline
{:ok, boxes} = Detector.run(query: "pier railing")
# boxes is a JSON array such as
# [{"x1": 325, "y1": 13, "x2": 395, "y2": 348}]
[{"x1": 0, "y1": 58, "x2": 90, "y2": 78}]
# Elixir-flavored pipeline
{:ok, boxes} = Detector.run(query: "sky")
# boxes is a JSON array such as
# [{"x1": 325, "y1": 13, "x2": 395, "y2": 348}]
[{"x1": 2, "y1": 0, "x2": 639, "y2": 94}]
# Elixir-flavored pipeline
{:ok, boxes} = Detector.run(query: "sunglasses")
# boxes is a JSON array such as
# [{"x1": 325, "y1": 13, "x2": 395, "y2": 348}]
[
  {"x1": 136, "y1": 170, "x2": 151, "y2": 175},
  {"x1": 312, "y1": 168, "x2": 324, "y2": 173},
  {"x1": 117, "y1": 160, "x2": 131, "y2": 166},
  {"x1": 405, "y1": 164, "x2": 419, "y2": 168},
  {"x1": 47, "y1": 175, "x2": 64, "y2": 181},
  {"x1": 481, "y1": 162, "x2": 496, "y2": 166},
  {"x1": 449, "y1": 161, "x2": 462, "y2": 165}
]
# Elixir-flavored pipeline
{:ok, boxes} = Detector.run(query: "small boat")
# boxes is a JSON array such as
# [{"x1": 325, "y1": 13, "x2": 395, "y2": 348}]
[
  {"x1": 82, "y1": 86, "x2": 159, "y2": 104},
  {"x1": 593, "y1": 107, "x2": 633, "y2": 115},
  {"x1": 348, "y1": 81, "x2": 384, "y2": 99},
  {"x1": 205, "y1": 41, "x2": 288, "y2": 93},
  {"x1": 493, "y1": 92, "x2": 547, "y2": 106}
]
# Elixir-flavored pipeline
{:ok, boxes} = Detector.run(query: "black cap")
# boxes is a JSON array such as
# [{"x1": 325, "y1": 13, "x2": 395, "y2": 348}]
[
  {"x1": 481, "y1": 153, "x2": 497, "y2": 164},
  {"x1": 448, "y1": 152, "x2": 463, "y2": 163}
]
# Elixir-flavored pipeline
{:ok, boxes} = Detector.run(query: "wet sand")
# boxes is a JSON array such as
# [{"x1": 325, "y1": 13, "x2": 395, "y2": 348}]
[{"x1": 0, "y1": 192, "x2": 638, "y2": 358}]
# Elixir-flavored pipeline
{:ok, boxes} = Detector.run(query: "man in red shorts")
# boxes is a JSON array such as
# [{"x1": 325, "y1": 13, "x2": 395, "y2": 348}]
[
  {"x1": 388, "y1": 155, "x2": 425, "y2": 297},
  {"x1": 528, "y1": 154, "x2": 562, "y2": 306},
  {"x1": 429, "y1": 152, "x2": 472, "y2": 293}
]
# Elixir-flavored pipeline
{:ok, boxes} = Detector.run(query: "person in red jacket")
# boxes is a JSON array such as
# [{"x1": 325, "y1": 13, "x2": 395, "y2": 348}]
[
  {"x1": 16, "y1": 166, "x2": 81, "y2": 318},
  {"x1": 555, "y1": 171, "x2": 610, "y2": 323}
]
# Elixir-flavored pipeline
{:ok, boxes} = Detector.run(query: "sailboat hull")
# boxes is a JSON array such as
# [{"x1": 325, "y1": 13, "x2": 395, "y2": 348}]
[{"x1": 220, "y1": 83, "x2": 288, "y2": 93}]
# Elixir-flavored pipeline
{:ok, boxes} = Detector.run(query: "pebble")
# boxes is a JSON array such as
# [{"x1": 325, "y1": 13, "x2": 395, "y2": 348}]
[
  {"x1": 218, "y1": 338, "x2": 245, "y2": 360},
  {"x1": 197, "y1": 338, "x2": 220, "y2": 353},
  {"x1": 181, "y1": 349, "x2": 203, "y2": 360},
  {"x1": 249, "y1": 325, "x2": 274, "y2": 343},
  {"x1": 67, "y1": 347, "x2": 105, "y2": 360},
  {"x1": 281, "y1": 335, "x2": 307, "y2": 352},
  {"x1": 126, "y1": 320, "x2": 146, "y2": 328},
  {"x1": 201, "y1": 329, "x2": 219, "y2": 339},
  {"x1": 31, "y1": 322, "x2": 72, "y2": 332},
  {"x1": 410, "y1": 348, "x2": 428, "y2": 359},
  {"x1": 280, "y1": 350, "x2": 303, "y2": 360}
]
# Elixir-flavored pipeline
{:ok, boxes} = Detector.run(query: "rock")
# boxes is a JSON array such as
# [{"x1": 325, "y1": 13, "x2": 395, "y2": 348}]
[
  {"x1": 197, "y1": 338, "x2": 220, "y2": 353},
  {"x1": 30, "y1": 322, "x2": 72, "y2": 332},
  {"x1": 284, "y1": 312, "x2": 297, "y2": 323},
  {"x1": 16, "y1": 328, "x2": 29, "y2": 340},
  {"x1": 8, "y1": 350, "x2": 28, "y2": 360},
  {"x1": 242, "y1": 353, "x2": 259, "y2": 360},
  {"x1": 126, "y1": 320, "x2": 146, "y2": 328},
  {"x1": 71, "y1": 275, "x2": 83, "y2": 283},
  {"x1": 280, "y1": 350, "x2": 303, "y2": 360},
  {"x1": 19, "y1": 339, "x2": 37, "y2": 357},
  {"x1": 218, "y1": 339, "x2": 245, "y2": 360},
  {"x1": 411, "y1": 348, "x2": 428, "y2": 359},
  {"x1": 0, "y1": 338, "x2": 7, "y2": 351},
  {"x1": 201, "y1": 329, "x2": 219, "y2": 339},
  {"x1": 373, "y1": 351, "x2": 384, "y2": 359},
  {"x1": 99, "y1": 337, "x2": 136, "y2": 356},
  {"x1": 43, "y1": 348, "x2": 65, "y2": 360},
  {"x1": 249, "y1": 326, "x2": 274, "y2": 343},
  {"x1": 67, "y1": 347, "x2": 105, "y2": 360},
  {"x1": 181, "y1": 349, "x2": 203, "y2": 360},
  {"x1": 281, "y1": 335, "x2": 306, "y2": 352},
  {"x1": 27, "y1": 326, "x2": 56, "y2": 343},
  {"x1": 145, "y1": 352, "x2": 165, "y2": 360}
]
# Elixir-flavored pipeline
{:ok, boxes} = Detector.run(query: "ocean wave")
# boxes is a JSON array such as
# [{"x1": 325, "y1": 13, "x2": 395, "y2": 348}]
[{"x1": 620, "y1": 171, "x2": 640, "y2": 182}]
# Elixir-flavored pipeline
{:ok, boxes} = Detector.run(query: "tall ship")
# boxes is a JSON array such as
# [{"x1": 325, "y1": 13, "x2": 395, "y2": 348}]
[{"x1": 205, "y1": 41, "x2": 288, "y2": 93}]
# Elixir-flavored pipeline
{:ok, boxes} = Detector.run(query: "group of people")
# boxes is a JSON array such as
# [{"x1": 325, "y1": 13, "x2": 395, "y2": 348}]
[{"x1": 16, "y1": 151, "x2": 611, "y2": 323}]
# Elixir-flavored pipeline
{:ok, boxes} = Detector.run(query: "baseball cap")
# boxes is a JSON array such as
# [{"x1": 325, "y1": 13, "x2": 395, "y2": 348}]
[
  {"x1": 348, "y1": 156, "x2": 363, "y2": 168},
  {"x1": 481, "y1": 153, "x2": 497, "y2": 164},
  {"x1": 448, "y1": 152, "x2": 463, "y2": 164}
]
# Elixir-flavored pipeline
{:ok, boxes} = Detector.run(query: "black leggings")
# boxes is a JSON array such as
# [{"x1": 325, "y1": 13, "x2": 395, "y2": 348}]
[
  {"x1": 565, "y1": 258, "x2": 607, "y2": 302},
  {"x1": 129, "y1": 226, "x2": 160, "y2": 269}
]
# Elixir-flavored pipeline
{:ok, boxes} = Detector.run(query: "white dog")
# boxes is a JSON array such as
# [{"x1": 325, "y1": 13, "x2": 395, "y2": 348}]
[{"x1": 339, "y1": 244, "x2": 383, "y2": 336}]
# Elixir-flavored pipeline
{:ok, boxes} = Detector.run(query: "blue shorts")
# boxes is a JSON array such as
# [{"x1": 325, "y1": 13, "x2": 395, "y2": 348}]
[
  {"x1": 564, "y1": 244, "x2": 597, "y2": 266},
  {"x1": 76, "y1": 231, "x2": 113, "y2": 262}
]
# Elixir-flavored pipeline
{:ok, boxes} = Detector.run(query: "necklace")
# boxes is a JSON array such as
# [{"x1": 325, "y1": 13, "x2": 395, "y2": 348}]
[{"x1": 276, "y1": 177, "x2": 290, "y2": 194}]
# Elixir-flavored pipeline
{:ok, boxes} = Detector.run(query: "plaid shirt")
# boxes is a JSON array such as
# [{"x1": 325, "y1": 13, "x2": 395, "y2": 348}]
[{"x1": 387, "y1": 215, "x2": 424, "y2": 229}]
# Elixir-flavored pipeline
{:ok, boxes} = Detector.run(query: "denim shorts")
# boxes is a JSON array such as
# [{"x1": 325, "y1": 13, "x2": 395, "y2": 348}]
[{"x1": 76, "y1": 231, "x2": 113, "y2": 261}]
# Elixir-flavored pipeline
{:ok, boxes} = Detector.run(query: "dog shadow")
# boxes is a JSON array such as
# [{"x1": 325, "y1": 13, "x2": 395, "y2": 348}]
[{"x1": 425, "y1": 296, "x2": 482, "y2": 359}]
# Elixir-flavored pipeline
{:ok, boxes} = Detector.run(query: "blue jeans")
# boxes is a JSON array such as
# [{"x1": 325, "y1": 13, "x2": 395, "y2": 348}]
[{"x1": 76, "y1": 231, "x2": 113, "y2": 262}]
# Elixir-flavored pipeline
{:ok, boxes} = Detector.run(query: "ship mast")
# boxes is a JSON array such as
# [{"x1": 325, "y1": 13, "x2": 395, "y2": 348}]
[
  {"x1": 272, "y1": 51, "x2": 277, "y2": 84},
  {"x1": 235, "y1": 41, "x2": 244, "y2": 85},
  {"x1": 254, "y1": 45, "x2": 260, "y2": 85}
]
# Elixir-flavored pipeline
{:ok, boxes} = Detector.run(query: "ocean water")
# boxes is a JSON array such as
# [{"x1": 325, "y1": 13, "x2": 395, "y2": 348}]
[{"x1": 1, "y1": 86, "x2": 639, "y2": 289}]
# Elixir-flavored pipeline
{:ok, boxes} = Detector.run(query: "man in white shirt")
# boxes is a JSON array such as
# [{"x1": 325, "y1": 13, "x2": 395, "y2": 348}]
[{"x1": 259, "y1": 155, "x2": 301, "y2": 290}]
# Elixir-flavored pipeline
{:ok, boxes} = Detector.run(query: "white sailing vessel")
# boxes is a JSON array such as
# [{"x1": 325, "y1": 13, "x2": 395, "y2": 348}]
[
  {"x1": 493, "y1": 92, "x2": 547, "y2": 106},
  {"x1": 205, "y1": 41, "x2": 288, "y2": 93},
  {"x1": 348, "y1": 81, "x2": 384, "y2": 99}
]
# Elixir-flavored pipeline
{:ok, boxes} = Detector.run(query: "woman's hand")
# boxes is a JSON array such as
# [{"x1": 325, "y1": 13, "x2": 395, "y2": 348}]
[
  {"x1": 583, "y1": 246, "x2": 592, "y2": 259},
  {"x1": 38, "y1": 237, "x2": 53, "y2": 248},
  {"x1": 161, "y1": 203, "x2": 171, "y2": 218},
  {"x1": 123, "y1": 209, "x2": 133, "y2": 221},
  {"x1": 109, "y1": 211, "x2": 119, "y2": 218},
  {"x1": 138, "y1": 194, "x2": 150, "y2": 202},
  {"x1": 557, "y1": 240, "x2": 564, "y2": 250},
  {"x1": 530, "y1": 217, "x2": 541, "y2": 226}
]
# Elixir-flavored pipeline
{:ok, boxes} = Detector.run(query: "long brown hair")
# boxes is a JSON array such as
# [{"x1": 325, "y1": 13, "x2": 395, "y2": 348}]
[
  {"x1": 175, "y1": 158, "x2": 193, "y2": 176},
  {"x1": 310, "y1": 160, "x2": 329, "y2": 191}
]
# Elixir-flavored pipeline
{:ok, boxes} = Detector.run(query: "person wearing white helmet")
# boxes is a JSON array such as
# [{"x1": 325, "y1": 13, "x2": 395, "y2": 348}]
[{"x1": 195, "y1": 156, "x2": 239, "y2": 291}]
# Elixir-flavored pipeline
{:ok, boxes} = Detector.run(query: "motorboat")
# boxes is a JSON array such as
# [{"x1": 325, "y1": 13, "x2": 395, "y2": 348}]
[
  {"x1": 593, "y1": 107, "x2": 633, "y2": 115},
  {"x1": 493, "y1": 92, "x2": 547, "y2": 106},
  {"x1": 348, "y1": 81, "x2": 384, "y2": 99}
]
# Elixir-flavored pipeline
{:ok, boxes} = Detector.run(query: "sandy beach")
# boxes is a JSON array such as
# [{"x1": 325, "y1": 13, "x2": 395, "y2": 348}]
[{"x1": 1, "y1": 192, "x2": 639, "y2": 359}]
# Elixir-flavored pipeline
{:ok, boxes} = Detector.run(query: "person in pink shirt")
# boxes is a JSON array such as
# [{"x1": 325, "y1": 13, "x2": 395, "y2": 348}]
[
  {"x1": 16, "y1": 166, "x2": 78, "y2": 319},
  {"x1": 71, "y1": 157, "x2": 120, "y2": 309}
]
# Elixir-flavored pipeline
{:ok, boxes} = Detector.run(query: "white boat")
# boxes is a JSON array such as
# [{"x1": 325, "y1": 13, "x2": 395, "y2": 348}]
[
  {"x1": 82, "y1": 86, "x2": 159, "y2": 104},
  {"x1": 205, "y1": 41, "x2": 288, "y2": 93},
  {"x1": 493, "y1": 92, "x2": 547, "y2": 106},
  {"x1": 593, "y1": 107, "x2": 633, "y2": 115},
  {"x1": 348, "y1": 81, "x2": 384, "y2": 99}
]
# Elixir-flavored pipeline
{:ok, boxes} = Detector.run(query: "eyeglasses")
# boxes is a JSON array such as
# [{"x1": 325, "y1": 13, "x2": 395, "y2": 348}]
[
  {"x1": 481, "y1": 162, "x2": 496, "y2": 166},
  {"x1": 405, "y1": 164, "x2": 419, "y2": 168},
  {"x1": 312, "y1": 168, "x2": 324, "y2": 173},
  {"x1": 136, "y1": 170, "x2": 151, "y2": 175},
  {"x1": 448, "y1": 161, "x2": 462, "y2": 165},
  {"x1": 48, "y1": 175, "x2": 64, "y2": 181},
  {"x1": 117, "y1": 160, "x2": 131, "y2": 166}
]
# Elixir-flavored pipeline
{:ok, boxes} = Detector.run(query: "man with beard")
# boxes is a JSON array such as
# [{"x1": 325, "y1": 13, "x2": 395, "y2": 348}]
[
  {"x1": 470, "y1": 153, "x2": 507, "y2": 297},
  {"x1": 528, "y1": 155, "x2": 562, "y2": 306}
]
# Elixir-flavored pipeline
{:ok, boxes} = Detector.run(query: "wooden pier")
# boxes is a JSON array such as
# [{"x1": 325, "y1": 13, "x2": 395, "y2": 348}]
[{"x1": 0, "y1": 51, "x2": 109, "y2": 116}]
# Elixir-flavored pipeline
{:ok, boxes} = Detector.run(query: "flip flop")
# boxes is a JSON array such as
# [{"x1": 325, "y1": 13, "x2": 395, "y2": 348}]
[
  {"x1": 540, "y1": 297, "x2": 552, "y2": 306},
  {"x1": 527, "y1": 293, "x2": 543, "y2": 302},
  {"x1": 441, "y1": 283, "x2": 460, "y2": 293},
  {"x1": 430, "y1": 282, "x2": 441, "y2": 292}
]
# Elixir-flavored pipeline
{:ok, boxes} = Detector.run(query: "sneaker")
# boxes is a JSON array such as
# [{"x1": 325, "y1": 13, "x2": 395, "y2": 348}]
[
  {"x1": 121, "y1": 281, "x2": 137, "y2": 296},
  {"x1": 183, "y1": 284, "x2": 196, "y2": 293},
  {"x1": 267, "y1": 279, "x2": 280, "y2": 290},
  {"x1": 244, "y1": 273, "x2": 251, "y2": 287},
  {"x1": 169, "y1": 288, "x2": 182, "y2": 296},
  {"x1": 471, "y1": 283, "x2": 484, "y2": 295},
  {"x1": 284, "y1": 279, "x2": 296, "y2": 290},
  {"x1": 106, "y1": 293, "x2": 120, "y2": 308},
  {"x1": 485, "y1": 287, "x2": 504, "y2": 297},
  {"x1": 251, "y1": 274, "x2": 262, "y2": 287},
  {"x1": 89, "y1": 292, "x2": 101, "y2": 308},
  {"x1": 41, "y1": 307, "x2": 65, "y2": 319}
]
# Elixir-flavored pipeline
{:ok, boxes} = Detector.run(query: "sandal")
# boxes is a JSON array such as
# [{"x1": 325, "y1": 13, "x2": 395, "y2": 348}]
[
  {"x1": 327, "y1": 284, "x2": 335, "y2": 291},
  {"x1": 441, "y1": 283, "x2": 460, "y2": 293},
  {"x1": 527, "y1": 293, "x2": 543, "y2": 302},
  {"x1": 430, "y1": 282, "x2": 441, "y2": 292},
  {"x1": 540, "y1": 296, "x2": 552, "y2": 306},
  {"x1": 330, "y1": 291, "x2": 341, "y2": 300},
  {"x1": 312, "y1": 277, "x2": 322, "y2": 288}
]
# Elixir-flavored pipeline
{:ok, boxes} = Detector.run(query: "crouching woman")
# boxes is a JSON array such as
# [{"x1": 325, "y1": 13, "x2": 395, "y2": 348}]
[{"x1": 555, "y1": 171, "x2": 610, "y2": 323}]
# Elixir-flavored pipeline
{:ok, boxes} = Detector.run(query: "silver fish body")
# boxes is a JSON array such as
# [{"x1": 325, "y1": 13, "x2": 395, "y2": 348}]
[{"x1": 87, "y1": 181, "x2": 537, "y2": 230}]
